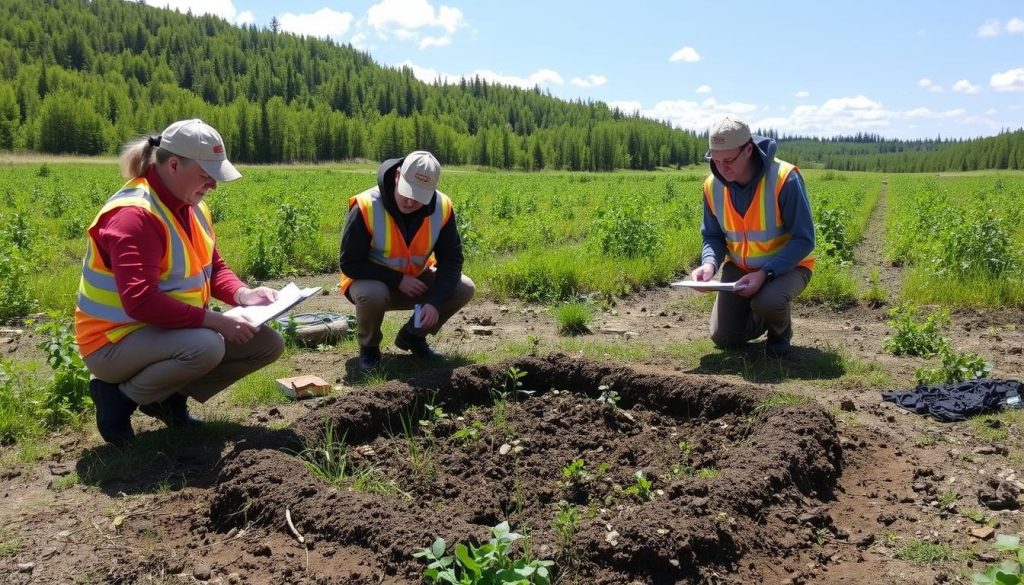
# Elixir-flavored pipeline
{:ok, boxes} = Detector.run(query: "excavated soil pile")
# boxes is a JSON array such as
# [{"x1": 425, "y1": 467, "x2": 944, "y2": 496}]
[{"x1": 210, "y1": 354, "x2": 842, "y2": 584}]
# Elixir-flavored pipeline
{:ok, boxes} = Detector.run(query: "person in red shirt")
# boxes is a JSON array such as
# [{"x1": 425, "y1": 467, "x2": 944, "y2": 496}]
[{"x1": 75, "y1": 119, "x2": 284, "y2": 446}]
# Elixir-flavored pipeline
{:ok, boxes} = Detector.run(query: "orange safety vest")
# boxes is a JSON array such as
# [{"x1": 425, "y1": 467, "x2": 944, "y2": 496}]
[
  {"x1": 703, "y1": 159, "x2": 815, "y2": 273},
  {"x1": 75, "y1": 177, "x2": 215, "y2": 357},
  {"x1": 338, "y1": 188, "x2": 453, "y2": 294}
]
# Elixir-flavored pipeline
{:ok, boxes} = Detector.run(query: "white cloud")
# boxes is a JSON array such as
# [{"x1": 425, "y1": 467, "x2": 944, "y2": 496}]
[
  {"x1": 953, "y1": 79, "x2": 981, "y2": 94},
  {"x1": 571, "y1": 75, "x2": 608, "y2": 88},
  {"x1": 669, "y1": 46, "x2": 701, "y2": 63},
  {"x1": 366, "y1": 0, "x2": 465, "y2": 48},
  {"x1": 279, "y1": 8, "x2": 355, "y2": 40},
  {"x1": 985, "y1": 108, "x2": 998, "y2": 115},
  {"x1": 795, "y1": 90, "x2": 810, "y2": 98},
  {"x1": 918, "y1": 78, "x2": 943, "y2": 92},
  {"x1": 978, "y1": 18, "x2": 1002, "y2": 37},
  {"x1": 419, "y1": 36, "x2": 451, "y2": 49},
  {"x1": 236, "y1": 10, "x2": 254, "y2": 26},
  {"x1": 145, "y1": 0, "x2": 244, "y2": 22},
  {"x1": 978, "y1": 17, "x2": 1024, "y2": 37},
  {"x1": 695, "y1": 85, "x2": 712, "y2": 94},
  {"x1": 991, "y1": 68, "x2": 1024, "y2": 92}
]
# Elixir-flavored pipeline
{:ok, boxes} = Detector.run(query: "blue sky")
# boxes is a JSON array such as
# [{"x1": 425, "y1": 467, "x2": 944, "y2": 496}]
[{"x1": 147, "y1": 0, "x2": 1024, "y2": 140}]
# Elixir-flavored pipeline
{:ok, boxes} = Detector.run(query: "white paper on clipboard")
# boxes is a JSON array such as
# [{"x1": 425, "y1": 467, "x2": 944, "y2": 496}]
[{"x1": 670, "y1": 280, "x2": 747, "y2": 292}]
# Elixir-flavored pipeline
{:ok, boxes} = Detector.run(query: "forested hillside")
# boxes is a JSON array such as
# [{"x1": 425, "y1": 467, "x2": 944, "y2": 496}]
[
  {"x1": 0, "y1": 0, "x2": 1021, "y2": 172},
  {"x1": 0, "y1": 0, "x2": 706, "y2": 170}
]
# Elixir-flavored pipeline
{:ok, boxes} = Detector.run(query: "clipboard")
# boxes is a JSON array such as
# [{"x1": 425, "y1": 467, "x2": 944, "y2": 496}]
[{"x1": 670, "y1": 280, "x2": 747, "y2": 292}]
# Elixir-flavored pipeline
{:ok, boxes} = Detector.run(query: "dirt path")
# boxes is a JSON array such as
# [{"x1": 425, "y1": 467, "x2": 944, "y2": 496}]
[{"x1": 852, "y1": 178, "x2": 903, "y2": 302}]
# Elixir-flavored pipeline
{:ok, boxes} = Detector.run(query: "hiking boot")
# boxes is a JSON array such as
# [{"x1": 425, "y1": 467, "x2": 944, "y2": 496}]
[
  {"x1": 766, "y1": 336, "x2": 792, "y2": 358},
  {"x1": 139, "y1": 393, "x2": 204, "y2": 427},
  {"x1": 395, "y1": 327, "x2": 443, "y2": 360},
  {"x1": 357, "y1": 345, "x2": 382, "y2": 372},
  {"x1": 89, "y1": 378, "x2": 137, "y2": 446}
]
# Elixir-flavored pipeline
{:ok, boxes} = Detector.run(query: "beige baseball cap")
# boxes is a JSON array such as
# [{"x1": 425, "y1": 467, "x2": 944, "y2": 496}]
[
  {"x1": 708, "y1": 116, "x2": 752, "y2": 151},
  {"x1": 396, "y1": 151, "x2": 440, "y2": 204},
  {"x1": 159, "y1": 119, "x2": 241, "y2": 182}
]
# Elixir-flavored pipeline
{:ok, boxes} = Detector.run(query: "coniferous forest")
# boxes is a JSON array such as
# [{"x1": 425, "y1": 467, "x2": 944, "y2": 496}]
[{"x1": 0, "y1": 0, "x2": 1022, "y2": 172}]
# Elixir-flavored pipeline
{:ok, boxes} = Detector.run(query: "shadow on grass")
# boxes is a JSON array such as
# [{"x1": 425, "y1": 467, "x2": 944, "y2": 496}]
[
  {"x1": 687, "y1": 341, "x2": 847, "y2": 384},
  {"x1": 75, "y1": 419, "x2": 301, "y2": 496},
  {"x1": 343, "y1": 351, "x2": 477, "y2": 386}
]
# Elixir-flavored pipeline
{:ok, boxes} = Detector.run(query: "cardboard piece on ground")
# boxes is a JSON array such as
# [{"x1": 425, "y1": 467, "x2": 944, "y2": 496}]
[{"x1": 275, "y1": 375, "x2": 331, "y2": 399}]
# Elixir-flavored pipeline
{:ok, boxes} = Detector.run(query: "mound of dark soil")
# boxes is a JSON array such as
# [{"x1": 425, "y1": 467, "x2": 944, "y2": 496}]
[{"x1": 210, "y1": 354, "x2": 842, "y2": 584}]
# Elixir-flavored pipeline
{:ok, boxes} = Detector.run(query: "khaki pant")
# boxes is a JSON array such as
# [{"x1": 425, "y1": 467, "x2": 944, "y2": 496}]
[
  {"x1": 709, "y1": 263, "x2": 812, "y2": 347},
  {"x1": 346, "y1": 269, "x2": 476, "y2": 348},
  {"x1": 84, "y1": 326, "x2": 284, "y2": 405}
]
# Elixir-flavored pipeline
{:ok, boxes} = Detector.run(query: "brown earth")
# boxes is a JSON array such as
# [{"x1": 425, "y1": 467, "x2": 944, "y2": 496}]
[{"x1": 3, "y1": 187, "x2": 1024, "y2": 584}]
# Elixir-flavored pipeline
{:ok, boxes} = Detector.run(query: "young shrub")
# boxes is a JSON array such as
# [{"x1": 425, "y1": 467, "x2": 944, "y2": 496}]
[
  {"x1": 35, "y1": 318, "x2": 91, "y2": 426},
  {"x1": 862, "y1": 266, "x2": 886, "y2": 308},
  {"x1": 552, "y1": 302, "x2": 591, "y2": 336},
  {"x1": 590, "y1": 204, "x2": 660, "y2": 259},
  {"x1": 883, "y1": 303, "x2": 949, "y2": 357}
]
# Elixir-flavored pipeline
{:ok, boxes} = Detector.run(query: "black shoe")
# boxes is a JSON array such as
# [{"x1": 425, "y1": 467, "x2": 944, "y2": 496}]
[
  {"x1": 395, "y1": 328, "x2": 443, "y2": 360},
  {"x1": 139, "y1": 393, "x2": 204, "y2": 427},
  {"x1": 358, "y1": 346, "x2": 382, "y2": 372},
  {"x1": 89, "y1": 379, "x2": 137, "y2": 446}
]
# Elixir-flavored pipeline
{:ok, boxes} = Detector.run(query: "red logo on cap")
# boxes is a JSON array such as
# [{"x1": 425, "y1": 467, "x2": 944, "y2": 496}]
[{"x1": 213, "y1": 145, "x2": 224, "y2": 154}]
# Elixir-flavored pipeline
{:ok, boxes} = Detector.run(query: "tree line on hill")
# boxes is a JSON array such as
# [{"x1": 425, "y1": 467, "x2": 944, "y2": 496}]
[{"x1": 0, "y1": 0, "x2": 1021, "y2": 173}]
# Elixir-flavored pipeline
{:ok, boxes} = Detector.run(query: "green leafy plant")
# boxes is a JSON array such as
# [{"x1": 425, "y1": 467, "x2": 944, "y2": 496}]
[
  {"x1": 414, "y1": 521, "x2": 554, "y2": 585},
  {"x1": 560, "y1": 458, "x2": 587, "y2": 485},
  {"x1": 591, "y1": 204, "x2": 660, "y2": 259},
  {"x1": 623, "y1": 471, "x2": 654, "y2": 503},
  {"x1": 915, "y1": 345, "x2": 992, "y2": 385},
  {"x1": 972, "y1": 534, "x2": 1024, "y2": 584},
  {"x1": 452, "y1": 420, "x2": 486, "y2": 444},
  {"x1": 883, "y1": 303, "x2": 949, "y2": 357},
  {"x1": 0, "y1": 249, "x2": 35, "y2": 321},
  {"x1": 816, "y1": 205, "x2": 854, "y2": 264},
  {"x1": 35, "y1": 319, "x2": 91, "y2": 426}
]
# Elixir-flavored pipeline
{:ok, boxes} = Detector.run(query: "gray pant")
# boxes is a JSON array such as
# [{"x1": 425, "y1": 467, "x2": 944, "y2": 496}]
[
  {"x1": 84, "y1": 326, "x2": 284, "y2": 405},
  {"x1": 710, "y1": 263, "x2": 812, "y2": 348},
  {"x1": 346, "y1": 270, "x2": 476, "y2": 348}
]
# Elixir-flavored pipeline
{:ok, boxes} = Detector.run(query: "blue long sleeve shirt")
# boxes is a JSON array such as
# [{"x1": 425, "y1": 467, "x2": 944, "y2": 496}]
[{"x1": 700, "y1": 135, "x2": 815, "y2": 275}]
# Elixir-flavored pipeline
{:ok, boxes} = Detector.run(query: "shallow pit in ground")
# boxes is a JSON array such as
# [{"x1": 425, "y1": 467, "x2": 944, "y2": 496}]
[{"x1": 210, "y1": 354, "x2": 842, "y2": 584}]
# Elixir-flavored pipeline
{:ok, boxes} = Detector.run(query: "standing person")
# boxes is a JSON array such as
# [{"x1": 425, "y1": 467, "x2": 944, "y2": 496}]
[
  {"x1": 339, "y1": 150, "x2": 475, "y2": 372},
  {"x1": 690, "y1": 117, "x2": 815, "y2": 357},
  {"x1": 76, "y1": 119, "x2": 285, "y2": 446}
]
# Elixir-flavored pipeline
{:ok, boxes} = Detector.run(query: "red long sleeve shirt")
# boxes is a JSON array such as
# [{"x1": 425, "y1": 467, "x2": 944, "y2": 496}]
[{"x1": 88, "y1": 167, "x2": 245, "y2": 329}]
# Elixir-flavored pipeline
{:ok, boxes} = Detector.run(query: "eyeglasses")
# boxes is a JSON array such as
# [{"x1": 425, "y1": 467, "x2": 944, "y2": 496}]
[{"x1": 710, "y1": 143, "x2": 748, "y2": 167}]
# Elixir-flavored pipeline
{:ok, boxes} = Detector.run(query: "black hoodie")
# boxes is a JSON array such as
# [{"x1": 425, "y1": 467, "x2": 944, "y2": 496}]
[{"x1": 339, "y1": 156, "x2": 464, "y2": 309}]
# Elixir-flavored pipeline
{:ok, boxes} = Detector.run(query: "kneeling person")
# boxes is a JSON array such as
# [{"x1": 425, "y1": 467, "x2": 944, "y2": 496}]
[
  {"x1": 76, "y1": 119, "x2": 286, "y2": 446},
  {"x1": 339, "y1": 151, "x2": 475, "y2": 371}
]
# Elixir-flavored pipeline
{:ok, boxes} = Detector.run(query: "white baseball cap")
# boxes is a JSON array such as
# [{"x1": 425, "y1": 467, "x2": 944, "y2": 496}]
[
  {"x1": 396, "y1": 151, "x2": 441, "y2": 204},
  {"x1": 159, "y1": 119, "x2": 241, "y2": 182}
]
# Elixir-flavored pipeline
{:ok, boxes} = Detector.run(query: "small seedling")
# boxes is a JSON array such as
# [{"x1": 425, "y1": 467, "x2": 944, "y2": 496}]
[
  {"x1": 452, "y1": 420, "x2": 486, "y2": 444},
  {"x1": 561, "y1": 458, "x2": 587, "y2": 485},
  {"x1": 624, "y1": 471, "x2": 653, "y2": 502},
  {"x1": 551, "y1": 500, "x2": 580, "y2": 561},
  {"x1": 596, "y1": 385, "x2": 620, "y2": 407}
]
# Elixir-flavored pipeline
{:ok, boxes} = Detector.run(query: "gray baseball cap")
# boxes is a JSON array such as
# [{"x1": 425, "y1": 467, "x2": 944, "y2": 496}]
[
  {"x1": 708, "y1": 116, "x2": 752, "y2": 151},
  {"x1": 396, "y1": 151, "x2": 440, "y2": 204},
  {"x1": 160, "y1": 119, "x2": 241, "y2": 182}
]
